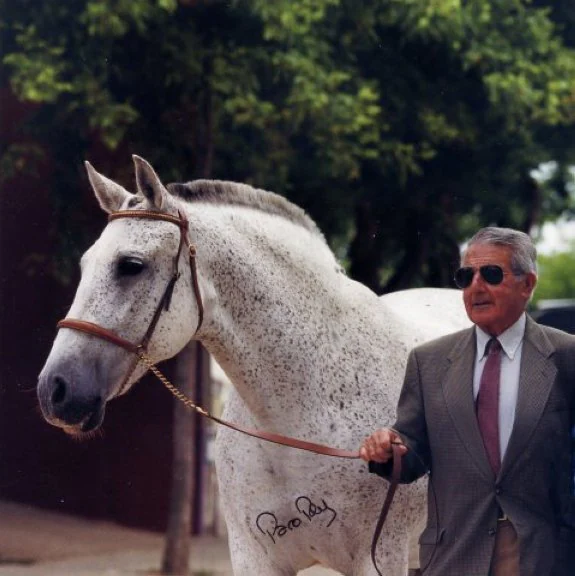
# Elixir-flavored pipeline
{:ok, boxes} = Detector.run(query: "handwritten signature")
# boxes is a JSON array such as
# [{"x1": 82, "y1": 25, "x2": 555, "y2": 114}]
[{"x1": 255, "y1": 496, "x2": 337, "y2": 544}]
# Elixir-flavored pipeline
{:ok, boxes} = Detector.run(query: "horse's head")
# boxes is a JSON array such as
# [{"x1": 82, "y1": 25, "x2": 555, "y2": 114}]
[{"x1": 37, "y1": 156, "x2": 201, "y2": 434}]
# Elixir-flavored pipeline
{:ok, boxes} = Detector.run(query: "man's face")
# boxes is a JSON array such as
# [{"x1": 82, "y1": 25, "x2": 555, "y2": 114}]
[{"x1": 461, "y1": 243, "x2": 537, "y2": 336}]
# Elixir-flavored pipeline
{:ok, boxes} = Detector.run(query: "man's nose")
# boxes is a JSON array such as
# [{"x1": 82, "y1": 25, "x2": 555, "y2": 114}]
[{"x1": 468, "y1": 270, "x2": 486, "y2": 288}]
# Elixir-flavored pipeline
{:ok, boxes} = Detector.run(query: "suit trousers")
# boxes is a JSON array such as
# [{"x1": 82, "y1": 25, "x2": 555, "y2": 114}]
[
  {"x1": 552, "y1": 527, "x2": 575, "y2": 576},
  {"x1": 490, "y1": 520, "x2": 519, "y2": 576}
]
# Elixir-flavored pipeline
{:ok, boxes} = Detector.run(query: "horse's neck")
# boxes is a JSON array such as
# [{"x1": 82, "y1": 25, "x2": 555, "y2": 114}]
[{"x1": 186, "y1": 203, "x2": 391, "y2": 429}]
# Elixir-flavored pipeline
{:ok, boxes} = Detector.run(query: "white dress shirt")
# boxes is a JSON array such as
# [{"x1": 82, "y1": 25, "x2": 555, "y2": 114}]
[{"x1": 473, "y1": 313, "x2": 526, "y2": 462}]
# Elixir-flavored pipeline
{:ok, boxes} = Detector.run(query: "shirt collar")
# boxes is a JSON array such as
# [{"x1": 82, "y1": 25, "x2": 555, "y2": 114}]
[{"x1": 475, "y1": 313, "x2": 526, "y2": 361}]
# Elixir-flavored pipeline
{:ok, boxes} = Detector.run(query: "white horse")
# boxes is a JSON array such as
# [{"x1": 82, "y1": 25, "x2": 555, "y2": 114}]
[{"x1": 37, "y1": 156, "x2": 470, "y2": 575}]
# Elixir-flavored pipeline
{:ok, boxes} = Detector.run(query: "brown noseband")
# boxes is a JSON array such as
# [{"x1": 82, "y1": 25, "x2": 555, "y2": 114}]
[{"x1": 57, "y1": 209, "x2": 204, "y2": 394}]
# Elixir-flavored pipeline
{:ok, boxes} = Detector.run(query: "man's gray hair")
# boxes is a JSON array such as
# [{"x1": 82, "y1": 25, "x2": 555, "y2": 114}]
[{"x1": 463, "y1": 227, "x2": 538, "y2": 274}]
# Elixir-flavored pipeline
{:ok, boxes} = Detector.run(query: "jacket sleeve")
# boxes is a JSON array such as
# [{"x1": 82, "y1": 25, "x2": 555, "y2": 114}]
[{"x1": 369, "y1": 348, "x2": 431, "y2": 484}]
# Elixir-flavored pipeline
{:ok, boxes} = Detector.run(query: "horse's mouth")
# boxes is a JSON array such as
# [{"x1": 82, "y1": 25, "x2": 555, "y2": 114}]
[{"x1": 59, "y1": 405, "x2": 106, "y2": 437}]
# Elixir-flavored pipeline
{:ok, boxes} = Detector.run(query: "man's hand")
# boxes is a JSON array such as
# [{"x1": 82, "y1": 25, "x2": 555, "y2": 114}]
[{"x1": 359, "y1": 428, "x2": 408, "y2": 463}]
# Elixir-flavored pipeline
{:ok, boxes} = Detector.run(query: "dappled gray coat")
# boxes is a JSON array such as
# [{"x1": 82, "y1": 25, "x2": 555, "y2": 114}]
[{"x1": 370, "y1": 317, "x2": 575, "y2": 576}]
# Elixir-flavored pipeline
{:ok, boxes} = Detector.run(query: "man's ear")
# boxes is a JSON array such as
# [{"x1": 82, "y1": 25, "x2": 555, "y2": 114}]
[
  {"x1": 85, "y1": 161, "x2": 133, "y2": 214},
  {"x1": 524, "y1": 272, "x2": 538, "y2": 300},
  {"x1": 133, "y1": 155, "x2": 167, "y2": 210}
]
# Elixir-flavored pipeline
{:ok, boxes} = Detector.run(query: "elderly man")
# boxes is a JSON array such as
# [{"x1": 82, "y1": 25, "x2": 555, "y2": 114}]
[{"x1": 361, "y1": 227, "x2": 575, "y2": 576}]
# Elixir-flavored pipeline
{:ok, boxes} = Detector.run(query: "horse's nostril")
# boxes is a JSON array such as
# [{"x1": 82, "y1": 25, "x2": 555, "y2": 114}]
[{"x1": 51, "y1": 377, "x2": 67, "y2": 405}]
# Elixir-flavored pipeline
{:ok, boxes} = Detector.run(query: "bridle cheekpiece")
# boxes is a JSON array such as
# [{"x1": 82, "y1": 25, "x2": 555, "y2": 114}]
[{"x1": 57, "y1": 209, "x2": 204, "y2": 394}]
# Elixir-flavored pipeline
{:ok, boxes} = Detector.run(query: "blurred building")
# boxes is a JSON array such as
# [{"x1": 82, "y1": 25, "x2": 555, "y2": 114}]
[{"x1": 0, "y1": 87, "x2": 229, "y2": 533}]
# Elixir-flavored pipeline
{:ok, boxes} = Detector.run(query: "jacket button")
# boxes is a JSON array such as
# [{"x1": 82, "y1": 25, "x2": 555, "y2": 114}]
[
  {"x1": 495, "y1": 488, "x2": 501, "y2": 495},
  {"x1": 488, "y1": 528, "x2": 496, "y2": 536}
]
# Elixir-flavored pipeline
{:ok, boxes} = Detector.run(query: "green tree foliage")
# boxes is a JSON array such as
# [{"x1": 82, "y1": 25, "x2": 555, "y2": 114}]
[
  {"x1": 532, "y1": 244, "x2": 575, "y2": 305},
  {"x1": 3, "y1": 0, "x2": 575, "y2": 291}
]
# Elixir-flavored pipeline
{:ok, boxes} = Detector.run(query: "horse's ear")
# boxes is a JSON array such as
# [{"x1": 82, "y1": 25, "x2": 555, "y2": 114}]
[
  {"x1": 85, "y1": 161, "x2": 133, "y2": 214},
  {"x1": 133, "y1": 155, "x2": 167, "y2": 210}
]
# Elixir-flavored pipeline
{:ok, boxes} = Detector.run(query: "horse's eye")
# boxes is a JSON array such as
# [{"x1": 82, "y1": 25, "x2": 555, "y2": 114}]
[{"x1": 117, "y1": 257, "x2": 145, "y2": 277}]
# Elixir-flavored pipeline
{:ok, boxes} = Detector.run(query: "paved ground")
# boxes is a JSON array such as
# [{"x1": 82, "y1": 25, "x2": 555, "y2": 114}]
[{"x1": 0, "y1": 500, "x2": 339, "y2": 576}]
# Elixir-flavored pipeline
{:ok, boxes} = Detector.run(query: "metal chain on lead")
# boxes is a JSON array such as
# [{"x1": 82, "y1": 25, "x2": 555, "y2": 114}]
[
  {"x1": 133, "y1": 347, "x2": 362, "y2": 461},
  {"x1": 136, "y1": 346, "x2": 209, "y2": 417}
]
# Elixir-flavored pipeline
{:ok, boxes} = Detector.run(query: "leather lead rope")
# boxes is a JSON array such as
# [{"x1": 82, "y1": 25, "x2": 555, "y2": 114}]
[
  {"x1": 56, "y1": 208, "x2": 403, "y2": 574},
  {"x1": 135, "y1": 346, "x2": 360, "y2": 459},
  {"x1": 370, "y1": 444, "x2": 403, "y2": 576},
  {"x1": 136, "y1": 346, "x2": 404, "y2": 576},
  {"x1": 138, "y1": 346, "x2": 404, "y2": 576}
]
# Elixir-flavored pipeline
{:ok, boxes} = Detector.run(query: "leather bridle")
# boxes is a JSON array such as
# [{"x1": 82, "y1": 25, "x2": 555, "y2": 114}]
[
  {"x1": 55, "y1": 208, "x2": 402, "y2": 574},
  {"x1": 57, "y1": 209, "x2": 204, "y2": 396}
]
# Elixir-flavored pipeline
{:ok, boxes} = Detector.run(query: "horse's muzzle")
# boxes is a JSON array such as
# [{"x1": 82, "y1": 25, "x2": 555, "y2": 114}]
[{"x1": 37, "y1": 371, "x2": 106, "y2": 434}]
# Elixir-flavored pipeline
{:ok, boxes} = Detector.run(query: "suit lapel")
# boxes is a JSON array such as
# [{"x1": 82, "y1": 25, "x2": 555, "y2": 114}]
[
  {"x1": 443, "y1": 327, "x2": 494, "y2": 481},
  {"x1": 499, "y1": 318, "x2": 557, "y2": 480}
]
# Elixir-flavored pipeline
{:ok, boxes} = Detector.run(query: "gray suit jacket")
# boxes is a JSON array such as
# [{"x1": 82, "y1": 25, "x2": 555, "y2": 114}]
[{"x1": 370, "y1": 317, "x2": 575, "y2": 576}]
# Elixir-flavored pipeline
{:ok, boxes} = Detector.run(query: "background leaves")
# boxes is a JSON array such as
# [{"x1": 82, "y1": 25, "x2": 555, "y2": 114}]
[{"x1": 3, "y1": 0, "x2": 575, "y2": 292}]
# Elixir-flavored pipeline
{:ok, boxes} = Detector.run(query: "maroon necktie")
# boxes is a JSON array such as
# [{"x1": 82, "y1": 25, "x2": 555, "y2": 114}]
[{"x1": 477, "y1": 338, "x2": 502, "y2": 475}]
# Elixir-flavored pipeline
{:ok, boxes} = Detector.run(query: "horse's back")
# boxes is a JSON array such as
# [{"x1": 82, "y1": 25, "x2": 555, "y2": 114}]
[{"x1": 379, "y1": 287, "x2": 470, "y2": 348}]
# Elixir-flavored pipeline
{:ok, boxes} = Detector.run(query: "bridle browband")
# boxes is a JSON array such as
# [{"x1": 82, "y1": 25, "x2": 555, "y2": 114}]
[
  {"x1": 57, "y1": 209, "x2": 204, "y2": 395},
  {"x1": 55, "y1": 208, "x2": 402, "y2": 574}
]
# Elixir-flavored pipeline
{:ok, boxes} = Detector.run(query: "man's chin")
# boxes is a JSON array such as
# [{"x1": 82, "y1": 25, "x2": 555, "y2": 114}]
[{"x1": 470, "y1": 310, "x2": 497, "y2": 333}]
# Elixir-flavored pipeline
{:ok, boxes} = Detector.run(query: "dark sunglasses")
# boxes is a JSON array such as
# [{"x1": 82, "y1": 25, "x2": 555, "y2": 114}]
[{"x1": 454, "y1": 265, "x2": 516, "y2": 289}]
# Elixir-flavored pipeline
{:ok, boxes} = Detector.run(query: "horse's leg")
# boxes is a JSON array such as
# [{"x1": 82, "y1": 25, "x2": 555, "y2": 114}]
[
  {"x1": 227, "y1": 524, "x2": 293, "y2": 576},
  {"x1": 352, "y1": 553, "x2": 407, "y2": 576}
]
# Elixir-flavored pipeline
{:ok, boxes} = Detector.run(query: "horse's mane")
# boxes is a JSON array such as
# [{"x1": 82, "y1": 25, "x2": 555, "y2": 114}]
[{"x1": 166, "y1": 180, "x2": 324, "y2": 239}]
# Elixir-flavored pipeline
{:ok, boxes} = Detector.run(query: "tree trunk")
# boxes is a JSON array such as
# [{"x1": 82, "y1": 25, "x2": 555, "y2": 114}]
[
  {"x1": 196, "y1": 56, "x2": 214, "y2": 179},
  {"x1": 192, "y1": 344, "x2": 211, "y2": 534},
  {"x1": 521, "y1": 175, "x2": 542, "y2": 234},
  {"x1": 383, "y1": 210, "x2": 430, "y2": 293},
  {"x1": 162, "y1": 53, "x2": 215, "y2": 571},
  {"x1": 348, "y1": 200, "x2": 383, "y2": 292},
  {"x1": 161, "y1": 342, "x2": 196, "y2": 575}
]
